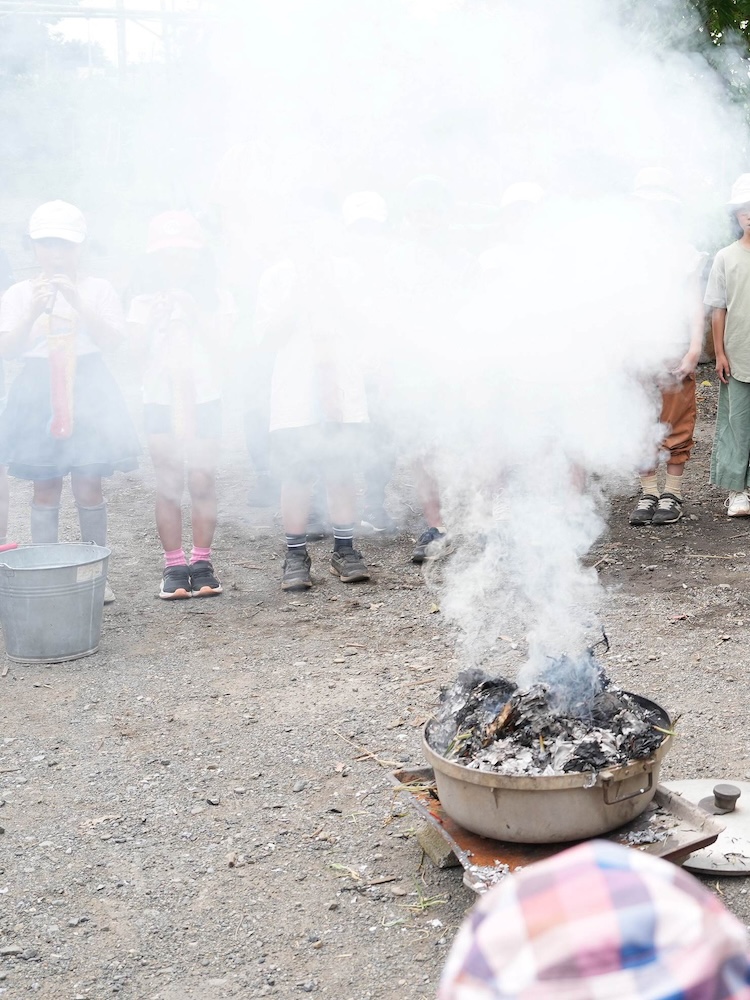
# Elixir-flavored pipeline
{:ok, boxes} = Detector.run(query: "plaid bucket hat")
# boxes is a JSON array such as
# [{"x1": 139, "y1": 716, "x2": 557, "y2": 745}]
[{"x1": 439, "y1": 840, "x2": 750, "y2": 1000}]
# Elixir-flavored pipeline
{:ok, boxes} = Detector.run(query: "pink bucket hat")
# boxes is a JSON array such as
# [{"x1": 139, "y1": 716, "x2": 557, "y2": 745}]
[{"x1": 439, "y1": 840, "x2": 750, "y2": 1000}]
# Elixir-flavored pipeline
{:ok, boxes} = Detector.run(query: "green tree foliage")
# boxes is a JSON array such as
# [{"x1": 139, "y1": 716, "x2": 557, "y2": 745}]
[{"x1": 690, "y1": 0, "x2": 750, "y2": 44}]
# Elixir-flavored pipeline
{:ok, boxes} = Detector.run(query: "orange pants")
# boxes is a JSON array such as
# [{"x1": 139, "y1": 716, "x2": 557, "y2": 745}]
[{"x1": 659, "y1": 373, "x2": 696, "y2": 466}]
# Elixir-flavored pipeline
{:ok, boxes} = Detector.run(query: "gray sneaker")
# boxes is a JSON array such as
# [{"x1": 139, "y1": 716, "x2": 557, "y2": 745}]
[
  {"x1": 330, "y1": 548, "x2": 371, "y2": 583},
  {"x1": 651, "y1": 493, "x2": 683, "y2": 526},
  {"x1": 282, "y1": 549, "x2": 312, "y2": 591},
  {"x1": 628, "y1": 494, "x2": 658, "y2": 526}
]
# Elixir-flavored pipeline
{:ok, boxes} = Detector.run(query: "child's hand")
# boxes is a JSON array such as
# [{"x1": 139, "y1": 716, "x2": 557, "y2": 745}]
[
  {"x1": 50, "y1": 275, "x2": 82, "y2": 313},
  {"x1": 716, "y1": 353, "x2": 731, "y2": 385},
  {"x1": 29, "y1": 278, "x2": 55, "y2": 320},
  {"x1": 672, "y1": 349, "x2": 700, "y2": 379}
]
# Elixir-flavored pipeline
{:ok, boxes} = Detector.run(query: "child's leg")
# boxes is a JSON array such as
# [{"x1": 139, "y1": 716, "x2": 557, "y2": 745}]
[
  {"x1": 186, "y1": 438, "x2": 219, "y2": 556},
  {"x1": 148, "y1": 434, "x2": 186, "y2": 555},
  {"x1": 325, "y1": 426, "x2": 370, "y2": 583},
  {"x1": 71, "y1": 474, "x2": 106, "y2": 546},
  {"x1": 710, "y1": 376, "x2": 750, "y2": 492},
  {"x1": 411, "y1": 456, "x2": 449, "y2": 563},
  {"x1": 184, "y1": 435, "x2": 222, "y2": 596},
  {"x1": 31, "y1": 478, "x2": 63, "y2": 543},
  {"x1": 661, "y1": 374, "x2": 696, "y2": 499},
  {"x1": 282, "y1": 479, "x2": 315, "y2": 535},
  {"x1": 149, "y1": 434, "x2": 192, "y2": 599},
  {"x1": 415, "y1": 459, "x2": 444, "y2": 529}
]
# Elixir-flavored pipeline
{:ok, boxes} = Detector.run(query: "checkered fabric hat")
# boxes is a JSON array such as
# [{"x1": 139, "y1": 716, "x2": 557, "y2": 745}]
[{"x1": 438, "y1": 840, "x2": 750, "y2": 1000}]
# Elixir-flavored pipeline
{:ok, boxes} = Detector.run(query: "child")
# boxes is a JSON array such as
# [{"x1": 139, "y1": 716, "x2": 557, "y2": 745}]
[
  {"x1": 628, "y1": 168, "x2": 706, "y2": 526},
  {"x1": 0, "y1": 201, "x2": 138, "y2": 602},
  {"x1": 128, "y1": 210, "x2": 234, "y2": 599},
  {"x1": 706, "y1": 174, "x2": 750, "y2": 515},
  {"x1": 255, "y1": 189, "x2": 371, "y2": 592}
]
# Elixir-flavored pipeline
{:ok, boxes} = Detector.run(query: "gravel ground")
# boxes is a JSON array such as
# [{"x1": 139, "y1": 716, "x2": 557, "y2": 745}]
[{"x1": 2, "y1": 363, "x2": 750, "y2": 999}]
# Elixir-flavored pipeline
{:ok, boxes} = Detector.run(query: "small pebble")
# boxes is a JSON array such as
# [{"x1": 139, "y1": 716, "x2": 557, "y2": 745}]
[
  {"x1": 206, "y1": 797, "x2": 221, "y2": 806},
  {"x1": 0, "y1": 946, "x2": 22, "y2": 957},
  {"x1": 292, "y1": 780, "x2": 306, "y2": 793}
]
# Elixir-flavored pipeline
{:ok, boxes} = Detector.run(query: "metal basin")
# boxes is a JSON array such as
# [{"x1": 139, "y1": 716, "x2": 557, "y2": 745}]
[{"x1": 422, "y1": 694, "x2": 673, "y2": 843}]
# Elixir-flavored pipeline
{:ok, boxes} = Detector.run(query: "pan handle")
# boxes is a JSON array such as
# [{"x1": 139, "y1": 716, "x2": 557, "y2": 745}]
[{"x1": 601, "y1": 768, "x2": 653, "y2": 805}]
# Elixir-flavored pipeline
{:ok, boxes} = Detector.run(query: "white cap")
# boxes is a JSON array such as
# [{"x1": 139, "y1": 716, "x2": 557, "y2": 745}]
[
  {"x1": 727, "y1": 174, "x2": 750, "y2": 209},
  {"x1": 633, "y1": 167, "x2": 680, "y2": 204},
  {"x1": 28, "y1": 201, "x2": 87, "y2": 243},
  {"x1": 342, "y1": 191, "x2": 388, "y2": 227}
]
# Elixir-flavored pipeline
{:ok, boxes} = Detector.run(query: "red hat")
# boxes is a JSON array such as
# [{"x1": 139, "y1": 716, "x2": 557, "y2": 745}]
[{"x1": 146, "y1": 211, "x2": 206, "y2": 253}]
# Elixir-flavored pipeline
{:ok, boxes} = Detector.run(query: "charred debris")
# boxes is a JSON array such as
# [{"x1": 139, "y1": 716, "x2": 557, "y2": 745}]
[{"x1": 428, "y1": 651, "x2": 668, "y2": 777}]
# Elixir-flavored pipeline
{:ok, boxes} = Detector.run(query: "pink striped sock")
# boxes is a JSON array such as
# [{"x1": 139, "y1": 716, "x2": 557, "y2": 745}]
[
  {"x1": 190, "y1": 546, "x2": 211, "y2": 564},
  {"x1": 164, "y1": 548, "x2": 187, "y2": 568}
]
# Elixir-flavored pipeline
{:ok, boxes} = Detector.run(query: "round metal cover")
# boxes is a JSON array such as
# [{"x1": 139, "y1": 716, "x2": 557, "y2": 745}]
[{"x1": 662, "y1": 779, "x2": 750, "y2": 875}]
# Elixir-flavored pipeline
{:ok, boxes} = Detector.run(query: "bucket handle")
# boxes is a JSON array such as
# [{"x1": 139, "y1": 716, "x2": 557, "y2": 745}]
[
  {"x1": 0, "y1": 541, "x2": 18, "y2": 574},
  {"x1": 601, "y1": 767, "x2": 653, "y2": 805}
]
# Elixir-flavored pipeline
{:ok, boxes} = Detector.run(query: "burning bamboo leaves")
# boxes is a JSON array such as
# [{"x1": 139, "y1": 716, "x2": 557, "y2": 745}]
[{"x1": 430, "y1": 665, "x2": 670, "y2": 778}]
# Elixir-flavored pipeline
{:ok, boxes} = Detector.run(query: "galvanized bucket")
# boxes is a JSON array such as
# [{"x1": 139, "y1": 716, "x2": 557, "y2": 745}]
[{"x1": 0, "y1": 543, "x2": 110, "y2": 663}]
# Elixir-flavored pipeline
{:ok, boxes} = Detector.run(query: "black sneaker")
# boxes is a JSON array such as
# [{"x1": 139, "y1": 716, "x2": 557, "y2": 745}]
[
  {"x1": 360, "y1": 506, "x2": 399, "y2": 535},
  {"x1": 190, "y1": 560, "x2": 223, "y2": 597},
  {"x1": 651, "y1": 493, "x2": 683, "y2": 526},
  {"x1": 159, "y1": 565, "x2": 192, "y2": 600},
  {"x1": 412, "y1": 527, "x2": 449, "y2": 564},
  {"x1": 330, "y1": 548, "x2": 371, "y2": 583},
  {"x1": 628, "y1": 494, "x2": 658, "y2": 526},
  {"x1": 282, "y1": 549, "x2": 312, "y2": 591}
]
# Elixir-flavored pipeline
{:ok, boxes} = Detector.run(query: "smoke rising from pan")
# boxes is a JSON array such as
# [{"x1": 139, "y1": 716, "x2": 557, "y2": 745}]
[{"x1": 210, "y1": 1, "x2": 745, "y2": 678}]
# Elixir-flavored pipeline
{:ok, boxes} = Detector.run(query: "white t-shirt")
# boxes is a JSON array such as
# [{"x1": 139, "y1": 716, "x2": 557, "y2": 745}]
[
  {"x1": 255, "y1": 258, "x2": 369, "y2": 431},
  {"x1": 127, "y1": 290, "x2": 236, "y2": 406},
  {"x1": 0, "y1": 276, "x2": 124, "y2": 358}
]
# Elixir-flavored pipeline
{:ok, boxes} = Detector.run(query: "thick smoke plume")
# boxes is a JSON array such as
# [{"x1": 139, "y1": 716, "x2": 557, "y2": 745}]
[{"x1": 204, "y1": 0, "x2": 749, "y2": 681}]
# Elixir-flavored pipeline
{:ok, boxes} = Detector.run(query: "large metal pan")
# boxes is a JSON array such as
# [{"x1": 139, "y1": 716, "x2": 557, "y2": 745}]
[{"x1": 422, "y1": 693, "x2": 673, "y2": 843}]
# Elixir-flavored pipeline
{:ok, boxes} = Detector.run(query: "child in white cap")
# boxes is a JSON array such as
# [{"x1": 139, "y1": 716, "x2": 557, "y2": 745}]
[
  {"x1": 705, "y1": 173, "x2": 750, "y2": 516},
  {"x1": 127, "y1": 210, "x2": 235, "y2": 599},
  {"x1": 0, "y1": 201, "x2": 139, "y2": 602}
]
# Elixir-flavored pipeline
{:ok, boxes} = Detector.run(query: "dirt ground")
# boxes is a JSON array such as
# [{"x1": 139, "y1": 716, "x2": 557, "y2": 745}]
[{"x1": 2, "y1": 363, "x2": 750, "y2": 999}]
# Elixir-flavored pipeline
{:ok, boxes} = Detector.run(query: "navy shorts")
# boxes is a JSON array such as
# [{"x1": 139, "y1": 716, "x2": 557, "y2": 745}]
[{"x1": 270, "y1": 424, "x2": 365, "y2": 483}]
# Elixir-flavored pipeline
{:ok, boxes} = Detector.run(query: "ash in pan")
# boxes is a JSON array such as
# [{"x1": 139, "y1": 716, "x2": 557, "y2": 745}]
[{"x1": 428, "y1": 659, "x2": 667, "y2": 777}]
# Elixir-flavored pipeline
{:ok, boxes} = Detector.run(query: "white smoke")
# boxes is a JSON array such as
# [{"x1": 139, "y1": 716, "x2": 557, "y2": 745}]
[{"x1": 208, "y1": 0, "x2": 748, "y2": 678}]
